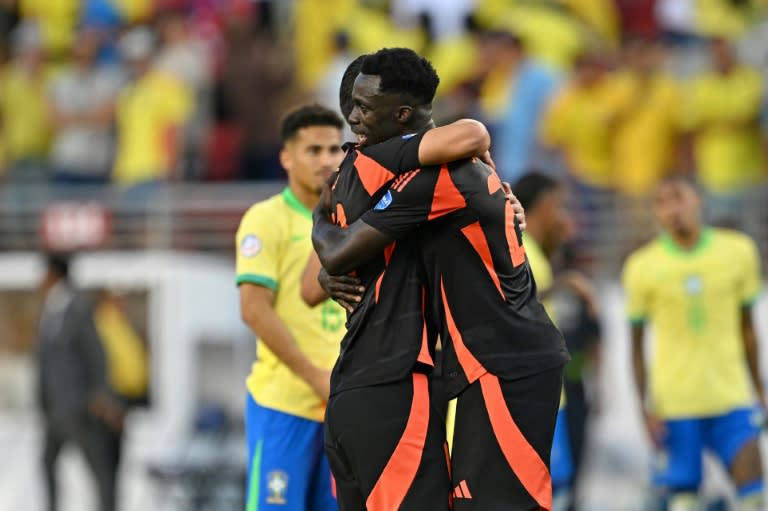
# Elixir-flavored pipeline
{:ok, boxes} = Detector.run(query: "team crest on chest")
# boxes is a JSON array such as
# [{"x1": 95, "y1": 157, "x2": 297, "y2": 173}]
[
  {"x1": 684, "y1": 275, "x2": 703, "y2": 295},
  {"x1": 266, "y1": 470, "x2": 289, "y2": 504}
]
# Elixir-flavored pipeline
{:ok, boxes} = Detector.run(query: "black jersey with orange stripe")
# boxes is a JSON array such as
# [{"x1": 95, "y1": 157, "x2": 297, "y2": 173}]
[
  {"x1": 328, "y1": 134, "x2": 437, "y2": 396},
  {"x1": 360, "y1": 157, "x2": 569, "y2": 397}
]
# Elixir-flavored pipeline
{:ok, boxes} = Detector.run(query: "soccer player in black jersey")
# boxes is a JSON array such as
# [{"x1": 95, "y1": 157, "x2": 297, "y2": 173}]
[
  {"x1": 313, "y1": 48, "x2": 569, "y2": 510},
  {"x1": 306, "y1": 54, "x2": 510, "y2": 511}
]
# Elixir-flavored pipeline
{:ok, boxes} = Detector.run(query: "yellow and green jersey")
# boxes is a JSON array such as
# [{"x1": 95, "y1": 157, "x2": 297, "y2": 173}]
[
  {"x1": 236, "y1": 188, "x2": 346, "y2": 422},
  {"x1": 622, "y1": 228, "x2": 762, "y2": 419}
]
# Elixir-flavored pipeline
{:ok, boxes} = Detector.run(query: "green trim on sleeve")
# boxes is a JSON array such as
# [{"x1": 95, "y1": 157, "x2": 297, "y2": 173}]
[
  {"x1": 282, "y1": 188, "x2": 312, "y2": 220},
  {"x1": 628, "y1": 316, "x2": 647, "y2": 326},
  {"x1": 236, "y1": 274, "x2": 279, "y2": 291}
]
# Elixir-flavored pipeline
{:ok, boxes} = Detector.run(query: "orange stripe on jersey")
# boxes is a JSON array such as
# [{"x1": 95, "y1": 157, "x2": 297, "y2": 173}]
[
  {"x1": 459, "y1": 480, "x2": 472, "y2": 499},
  {"x1": 487, "y1": 171, "x2": 502, "y2": 195},
  {"x1": 428, "y1": 165, "x2": 467, "y2": 221},
  {"x1": 416, "y1": 323, "x2": 433, "y2": 366},
  {"x1": 394, "y1": 169, "x2": 422, "y2": 192},
  {"x1": 383, "y1": 242, "x2": 396, "y2": 265},
  {"x1": 366, "y1": 373, "x2": 430, "y2": 511},
  {"x1": 440, "y1": 279, "x2": 486, "y2": 383},
  {"x1": 479, "y1": 373, "x2": 552, "y2": 510},
  {"x1": 460, "y1": 222, "x2": 504, "y2": 300},
  {"x1": 335, "y1": 203, "x2": 348, "y2": 228},
  {"x1": 505, "y1": 202, "x2": 526, "y2": 267},
  {"x1": 374, "y1": 271, "x2": 385, "y2": 303},
  {"x1": 416, "y1": 287, "x2": 434, "y2": 366},
  {"x1": 355, "y1": 151, "x2": 396, "y2": 196}
]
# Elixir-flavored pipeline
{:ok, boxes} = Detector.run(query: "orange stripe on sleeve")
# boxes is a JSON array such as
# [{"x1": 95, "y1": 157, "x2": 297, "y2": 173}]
[
  {"x1": 355, "y1": 151, "x2": 396, "y2": 196},
  {"x1": 428, "y1": 165, "x2": 467, "y2": 221},
  {"x1": 460, "y1": 222, "x2": 504, "y2": 300},
  {"x1": 394, "y1": 169, "x2": 421, "y2": 192},
  {"x1": 366, "y1": 374, "x2": 430, "y2": 511},
  {"x1": 487, "y1": 171, "x2": 502, "y2": 195},
  {"x1": 479, "y1": 374, "x2": 552, "y2": 510},
  {"x1": 440, "y1": 279, "x2": 486, "y2": 383},
  {"x1": 335, "y1": 203, "x2": 348, "y2": 228},
  {"x1": 505, "y1": 202, "x2": 526, "y2": 267}
]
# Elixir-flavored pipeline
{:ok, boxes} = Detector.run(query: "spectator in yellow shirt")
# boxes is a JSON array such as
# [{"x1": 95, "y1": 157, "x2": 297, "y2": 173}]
[
  {"x1": 540, "y1": 51, "x2": 621, "y2": 190},
  {"x1": 0, "y1": 22, "x2": 52, "y2": 182},
  {"x1": 112, "y1": 27, "x2": 193, "y2": 188},
  {"x1": 610, "y1": 38, "x2": 681, "y2": 198},
  {"x1": 681, "y1": 38, "x2": 765, "y2": 229}
]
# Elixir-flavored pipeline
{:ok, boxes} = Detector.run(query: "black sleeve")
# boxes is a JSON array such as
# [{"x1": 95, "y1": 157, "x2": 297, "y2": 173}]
[
  {"x1": 358, "y1": 131, "x2": 425, "y2": 175},
  {"x1": 361, "y1": 165, "x2": 467, "y2": 239}
]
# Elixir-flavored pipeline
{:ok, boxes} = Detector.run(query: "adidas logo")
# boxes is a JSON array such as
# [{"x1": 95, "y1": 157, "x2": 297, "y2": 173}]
[{"x1": 453, "y1": 480, "x2": 472, "y2": 499}]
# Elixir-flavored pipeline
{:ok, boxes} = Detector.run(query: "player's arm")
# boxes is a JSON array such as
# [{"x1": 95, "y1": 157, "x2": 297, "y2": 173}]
[
  {"x1": 741, "y1": 307, "x2": 766, "y2": 408},
  {"x1": 739, "y1": 238, "x2": 765, "y2": 408},
  {"x1": 417, "y1": 119, "x2": 490, "y2": 166},
  {"x1": 313, "y1": 168, "x2": 447, "y2": 275},
  {"x1": 300, "y1": 251, "x2": 364, "y2": 312},
  {"x1": 361, "y1": 119, "x2": 491, "y2": 175},
  {"x1": 312, "y1": 209, "x2": 393, "y2": 276},
  {"x1": 240, "y1": 284, "x2": 330, "y2": 400}
]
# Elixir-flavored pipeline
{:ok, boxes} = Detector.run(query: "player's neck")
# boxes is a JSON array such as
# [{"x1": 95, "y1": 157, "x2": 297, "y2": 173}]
[
  {"x1": 668, "y1": 226, "x2": 703, "y2": 251},
  {"x1": 288, "y1": 184, "x2": 319, "y2": 212}
]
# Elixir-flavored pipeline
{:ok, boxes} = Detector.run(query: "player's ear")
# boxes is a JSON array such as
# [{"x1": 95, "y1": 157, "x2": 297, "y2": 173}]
[
  {"x1": 279, "y1": 147, "x2": 293, "y2": 175},
  {"x1": 396, "y1": 105, "x2": 413, "y2": 124}
]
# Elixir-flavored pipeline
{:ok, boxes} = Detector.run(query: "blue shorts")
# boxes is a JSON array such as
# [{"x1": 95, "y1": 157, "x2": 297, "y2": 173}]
[
  {"x1": 653, "y1": 407, "x2": 763, "y2": 491},
  {"x1": 245, "y1": 395, "x2": 336, "y2": 511},
  {"x1": 550, "y1": 407, "x2": 574, "y2": 490}
]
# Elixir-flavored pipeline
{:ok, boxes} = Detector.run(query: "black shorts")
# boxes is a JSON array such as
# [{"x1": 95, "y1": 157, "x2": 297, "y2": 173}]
[
  {"x1": 324, "y1": 373, "x2": 451, "y2": 511},
  {"x1": 450, "y1": 366, "x2": 564, "y2": 511}
]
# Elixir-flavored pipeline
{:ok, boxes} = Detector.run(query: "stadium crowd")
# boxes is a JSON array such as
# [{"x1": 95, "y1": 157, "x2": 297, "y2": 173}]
[{"x1": 0, "y1": 1, "x2": 764, "y2": 198}]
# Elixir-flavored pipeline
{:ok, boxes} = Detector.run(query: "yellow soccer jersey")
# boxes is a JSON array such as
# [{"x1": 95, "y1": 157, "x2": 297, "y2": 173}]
[
  {"x1": 622, "y1": 228, "x2": 762, "y2": 419},
  {"x1": 236, "y1": 188, "x2": 346, "y2": 421}
]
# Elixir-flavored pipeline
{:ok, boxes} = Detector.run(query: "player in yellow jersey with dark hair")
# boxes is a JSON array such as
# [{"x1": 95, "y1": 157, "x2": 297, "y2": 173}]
[
  {"x1": 236, "y1": 104, "x2": 351, "y2": 511},
  {"x1": 622, "y1": 175, "x2": 765, "y2": 511}
]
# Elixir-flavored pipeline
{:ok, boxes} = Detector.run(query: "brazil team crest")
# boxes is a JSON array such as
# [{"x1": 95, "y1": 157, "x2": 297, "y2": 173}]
[{"x1": 267, "y1": 470, "x2": 289, "y2": 504}]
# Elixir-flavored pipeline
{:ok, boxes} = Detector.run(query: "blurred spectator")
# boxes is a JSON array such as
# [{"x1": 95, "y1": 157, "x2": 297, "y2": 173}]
[
  {"x1": 540, "y1": 51, "x2": 620, "y2": 190},
  {"x1": 562, "y1": 0, "x2": 621, "y2": 47},
  {"x1": 47, "y1": 28, "x2": 123, "y2": 185},
  {"x1": 215, "y1": 17, "x2": 294, "y2": 180},
  {"x1": 390, "y1": 0, "x2": 476, "y2": 43},
  {"x1": 0, "y1": 21, "x2": 52, "y2": 182},
  {"x1": 489, "y1": 30, "x2": 560, "y2": 183},
  {"x1": 112, "y1": 26, "x2": 193, "y2": 187},
  {"x1": 314, "y1": 31, "x2": 355, "y2": 138},
  {"x1": 19, "y1": 0, "x2": 79, "y2": 59},
  {"x1": 615, "y1": 0, "x2": 659, "y2": 39},
  {"x1": 610, "y1": 37, "x2": 680, "y2": 197},
  {"x1": 681, "y1": 38, "x2": 765, "y2": 227},
  {"x1": 155, "y1": 6, "x2": 212, "y2": 179},
  {"x1": 37, "y1": 253, "x2": 124, "y2": 511}
]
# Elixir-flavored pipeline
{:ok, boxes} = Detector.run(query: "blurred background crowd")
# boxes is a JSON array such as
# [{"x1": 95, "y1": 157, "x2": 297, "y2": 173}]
[{"x1": 0, "y1": 0, "x2": 767, "y2": 262}]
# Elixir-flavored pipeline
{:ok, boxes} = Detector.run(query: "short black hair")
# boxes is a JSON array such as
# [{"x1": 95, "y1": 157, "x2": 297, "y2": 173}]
[
  {"x1": 360, "y1": 48, "x2": 440, "y2": 105},
  {"x1": 512, "y1": 171, "x2": 561, "y2": 211},
  {"x1": 339, "y1": 54, "x2": 367, "y2": 119},
  {"x1": 280, "y1": 104, "x2": 343, "y2": 144},
  {"x1": 46, "y1": 252, "x2": 70, "y2": 281}
]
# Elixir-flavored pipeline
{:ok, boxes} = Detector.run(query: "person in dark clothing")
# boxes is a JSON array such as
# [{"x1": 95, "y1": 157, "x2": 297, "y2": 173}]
[{"x1": 37, "y1": 253, "x2": 124, "y2": 511}]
